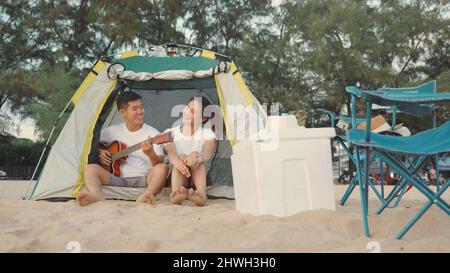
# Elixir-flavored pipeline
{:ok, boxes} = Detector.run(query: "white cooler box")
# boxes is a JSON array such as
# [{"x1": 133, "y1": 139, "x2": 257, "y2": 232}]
[{"x1": 231, "y1": 115, "x2": 336, "y2": 217}]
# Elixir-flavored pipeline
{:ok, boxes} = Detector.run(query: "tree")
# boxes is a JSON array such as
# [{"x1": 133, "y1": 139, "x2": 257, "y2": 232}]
[
  {"x1": 2, "y1": 0, "x2": 449, "y2": 142},
  {"x1": 0, "y1": 1, "x2": 53, "y2": 69},
  {"x1": 0, "y1": 1, "x2": 53, "y2": 117},
  {"x1": 23, "y1": 64, "x2": 84, "y2": 141},
  {"x1": 266, "y1": 0, "x2": 450, "y2": 114},
  {"x1": 0, "y1": 135, "x2": 44, "y2": 166},
  {"x1": 184, "y1": 0, "x2": 272, "y2": 56}
]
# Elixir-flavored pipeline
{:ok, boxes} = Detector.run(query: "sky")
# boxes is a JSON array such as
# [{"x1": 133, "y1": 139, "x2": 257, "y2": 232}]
[
  {"x1": 16, "y1": 118, "x2": 37, "y2": 141},
  {"x1": 272, "y1": 0, "x2": 283, "y2": 6},
  {"x1": 0, "y1": 103, "x2": 39, "y2": 141}
]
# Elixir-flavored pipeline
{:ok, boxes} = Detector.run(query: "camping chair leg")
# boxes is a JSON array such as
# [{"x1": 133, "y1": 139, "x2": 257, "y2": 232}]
[
  {"x1": 374, "y1": 151, "x2": 449, "y2": 211},
  {"x1": 377, "y1": 180, "x2": 408, "y2": 215},
  {"x1": 396, "y1": 181, "x2": 449, "y2": 239},
  {"x1": 364, "y1": 149, "x2": 371, "y2": 213},
  {"x1": 382, "y1": 155, "x2": 429, "y2": 210},
  {"x1": 365, "y1": 154, "x2": 386, "y2": 205},
  {"x1": 374, "y1": 150, "x2": 450, "y2": 238},
  {"x1": 384, "y1": 182, "x2": 401, "y2": 207},
  {"x1": 392, "y1": 182, "x2": 409, "y2": 208},
  {"x1": 340, "y1": 174, "x2": 385, "y2": 206},
  {"x1": 337, "y1": 137, "x2": 359, "y2": 206},
  {"x1": 392, "y1": 156, "x2": 428, "y2": 208},
  {"x1": 435, "y1": 156, "x2": 440, "y2": 191},
  {"x1": 355, "y1": 147, "x2": 371, "y2": 237},
  {"x1": 380, "y1": 160, "x2": 384, "y2": 199},
  {"x1": 396, "y1": 199, "x2": 434, "y2": 240},
  {"x1": 340, "y1": 177, "x2": 357, "y2": 205},
  {"x1": 368, "y1": 179, "x2": 386, "y2": 206},
  {"x1": 337, "y1": 138, "x2": 383, "y2": 207}
]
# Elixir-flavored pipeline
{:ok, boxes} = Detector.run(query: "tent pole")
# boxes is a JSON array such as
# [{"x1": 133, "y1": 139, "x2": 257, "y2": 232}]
[{"x1": 23, "y1": 99, "x2": 73, "y2": 200}]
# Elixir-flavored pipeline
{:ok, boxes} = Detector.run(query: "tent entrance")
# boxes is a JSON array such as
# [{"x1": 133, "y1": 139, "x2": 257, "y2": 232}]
[{"x1": 88, "y1": 79, "x2": 234, "y2": 187}]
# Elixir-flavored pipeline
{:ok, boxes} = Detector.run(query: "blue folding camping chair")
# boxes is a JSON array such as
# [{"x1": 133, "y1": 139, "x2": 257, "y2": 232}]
[
  {"x1": 346, "y1": 82, "x2": 450, "y2": 239},
  {"x1": 347, "y1": 81, "x2": 443, "y2": 213},
  {"x1": 316, "y1": 109, "x2": 388, "y2": 206},
  {"x1": 316, "y1": 87, "x2": 421, "y2": 208}
]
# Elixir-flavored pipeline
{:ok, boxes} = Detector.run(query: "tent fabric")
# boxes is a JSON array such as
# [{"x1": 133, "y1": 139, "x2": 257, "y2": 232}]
[
  {"x1": 126, "y1": 78, "x2": 216, "y2": 90},
  {"x1": 114, "y1": 56, "x2": 220, "y2": 73},
  {"x1": 28, "y1": 65, "x2": 116, "y2": 200},
  {"x1": 215, "y1": 72, "x2": 267, "y2": 144},
  {"x1": 27, "y1": 51, "x2": 267, "y2": 201},
  {"x1": 71, "y1": 60, "x2": 107, "y2": 104},
  {"x1": 347, "y1": 121, "x2": 450, "y2": 155},
  {"x1": 108, "y1": 61, "x2": 229, "y2": 81}
]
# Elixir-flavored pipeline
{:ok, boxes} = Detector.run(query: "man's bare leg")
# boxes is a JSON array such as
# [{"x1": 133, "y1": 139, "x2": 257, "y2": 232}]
[
  {"x1": 77, "y1": 164, "x2": 110, "y2": 206},
  {"x1": 170, "y1": 167, "x2": 188, "y2": 205},
  {"x1": 137, "y1": 164, "x2": 169, "y2": 204},
  {"x1": 188, "y1": 164, "x2": 208, "y2": 207}
]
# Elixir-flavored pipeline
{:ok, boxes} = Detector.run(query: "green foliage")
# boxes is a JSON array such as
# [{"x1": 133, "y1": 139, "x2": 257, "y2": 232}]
[
  {"x1": 1, "y1": 0, "x2": 449, "y2": 145},
  {"x1": 0, "y1": 135, "x2": 44, "y2": 166},
  {"x1": 24, "y1": 64, "x2": 84, "y2": 140},
  {"x1": 183, "y1": 0, "x2": 272, "y2": 56},
  {"x1": 0, "y1": 0, "x2": 54, "y2": 69}
]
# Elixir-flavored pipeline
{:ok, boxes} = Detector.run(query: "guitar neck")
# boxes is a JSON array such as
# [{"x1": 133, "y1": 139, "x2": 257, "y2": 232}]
[{"x1": 111, "y1": 139, "x2": 153, "y2": 161}]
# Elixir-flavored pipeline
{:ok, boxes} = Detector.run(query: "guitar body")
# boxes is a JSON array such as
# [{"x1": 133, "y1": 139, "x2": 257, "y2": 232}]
[
  {"x1": 98, "y1": 131, "x2": 173, "y2": 177},
  {"x1": 99, "y1": 141, "x2": 127, "y2": 177}
]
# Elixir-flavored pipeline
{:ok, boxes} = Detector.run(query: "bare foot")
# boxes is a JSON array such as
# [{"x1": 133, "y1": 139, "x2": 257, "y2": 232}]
[
  {"x1": 76, "y1": 192, "x2": 105, "y2": 207},
  {"x1": 136, "y1": 192, "x2": 155, "y2": 205},
  {"x1": 188, "y1": 188, "x2": 207, "y2": 207},
  {"x1": 170, "y1": 187, "x2": 187, "y2": 205}
]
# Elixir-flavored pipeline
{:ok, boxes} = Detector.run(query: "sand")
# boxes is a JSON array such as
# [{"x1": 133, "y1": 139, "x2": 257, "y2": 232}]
[{"x1": 0, "y1": 181, "x2": 448, "y2": 253}]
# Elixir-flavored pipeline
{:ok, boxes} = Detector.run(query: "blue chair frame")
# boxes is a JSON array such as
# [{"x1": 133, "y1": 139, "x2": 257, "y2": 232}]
[
  {"x1": 347, "y1": 81, "x2": 450, "y2": 239},
  {"x1": 316, "y1": 109, "x2": 390, "y2": 206}
]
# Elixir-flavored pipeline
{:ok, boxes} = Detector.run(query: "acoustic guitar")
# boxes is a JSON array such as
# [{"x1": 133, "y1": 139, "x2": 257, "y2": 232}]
[{"x1": 99, "y1": 131, "x2": 173, "y2": 177}]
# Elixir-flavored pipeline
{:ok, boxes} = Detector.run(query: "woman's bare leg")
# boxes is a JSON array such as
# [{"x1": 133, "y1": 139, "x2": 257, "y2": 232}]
[
  {"x1": 188, "y1": 164, "x2": 208, "y2": 206},
  {"x1": 170, "y1": 167, "x2": 188, "y2": 205}
]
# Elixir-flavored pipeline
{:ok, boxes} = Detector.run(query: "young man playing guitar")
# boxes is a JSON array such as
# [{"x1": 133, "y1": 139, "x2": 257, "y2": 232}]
[{"x1": 77, "y1": 91, "x2": 169, "y2": 207}]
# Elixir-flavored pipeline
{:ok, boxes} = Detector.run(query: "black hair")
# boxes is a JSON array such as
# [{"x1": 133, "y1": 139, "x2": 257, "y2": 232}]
[
  {"x1": 187, "y1": 96, "x2": 212, "y2": 112},
  {"x1": 187, "y1": 95, "x2": 213, "y2": 123},
  {"x1": 116, "y1": 91, "x2": 142, "y2": 111}
]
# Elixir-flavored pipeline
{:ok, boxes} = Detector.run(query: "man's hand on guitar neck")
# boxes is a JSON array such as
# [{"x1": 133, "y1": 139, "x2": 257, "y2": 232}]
[{"x1": 141, "y1": 140, "x2": 164, "y2": 166}]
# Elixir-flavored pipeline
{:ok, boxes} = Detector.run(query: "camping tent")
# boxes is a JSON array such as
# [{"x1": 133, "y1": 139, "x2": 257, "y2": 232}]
[{"x1": 24, "y1": 45, "x2": 267, "y2": 201}]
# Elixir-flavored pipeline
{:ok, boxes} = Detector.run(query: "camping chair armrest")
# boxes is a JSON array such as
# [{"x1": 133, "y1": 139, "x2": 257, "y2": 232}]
[{"x1": 316, "y1": 109, "x2": 337, "y2": 127}]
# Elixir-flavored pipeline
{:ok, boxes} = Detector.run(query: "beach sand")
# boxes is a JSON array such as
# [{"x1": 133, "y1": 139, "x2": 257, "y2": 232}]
[{"x1": 0, "y1": 181, "x2": 448, "y2": 253}]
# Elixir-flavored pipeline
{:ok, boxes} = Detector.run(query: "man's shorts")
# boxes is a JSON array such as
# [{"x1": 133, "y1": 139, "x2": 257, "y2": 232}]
[{"x1": 106, "y1": 173, "x2": 148, "y2": 188}]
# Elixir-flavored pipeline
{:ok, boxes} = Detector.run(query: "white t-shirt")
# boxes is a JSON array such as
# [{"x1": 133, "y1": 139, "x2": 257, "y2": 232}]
[
  {"x1": 165, "y1": 125, "x2": 216, "y2": 156},
  {"x1": 100, "y1": 123, "x2": 164, "y2": 178}
]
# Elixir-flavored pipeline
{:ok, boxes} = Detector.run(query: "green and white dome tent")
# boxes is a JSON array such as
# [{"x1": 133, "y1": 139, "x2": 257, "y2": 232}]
[{"x1": 24, "y1": 44, "x2": 267, "y2": 201}]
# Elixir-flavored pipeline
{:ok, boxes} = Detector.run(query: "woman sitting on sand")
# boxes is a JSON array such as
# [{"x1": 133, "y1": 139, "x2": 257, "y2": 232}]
[{"x1": 164, "y1": 96, "x2": 217, "y2": 206}]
